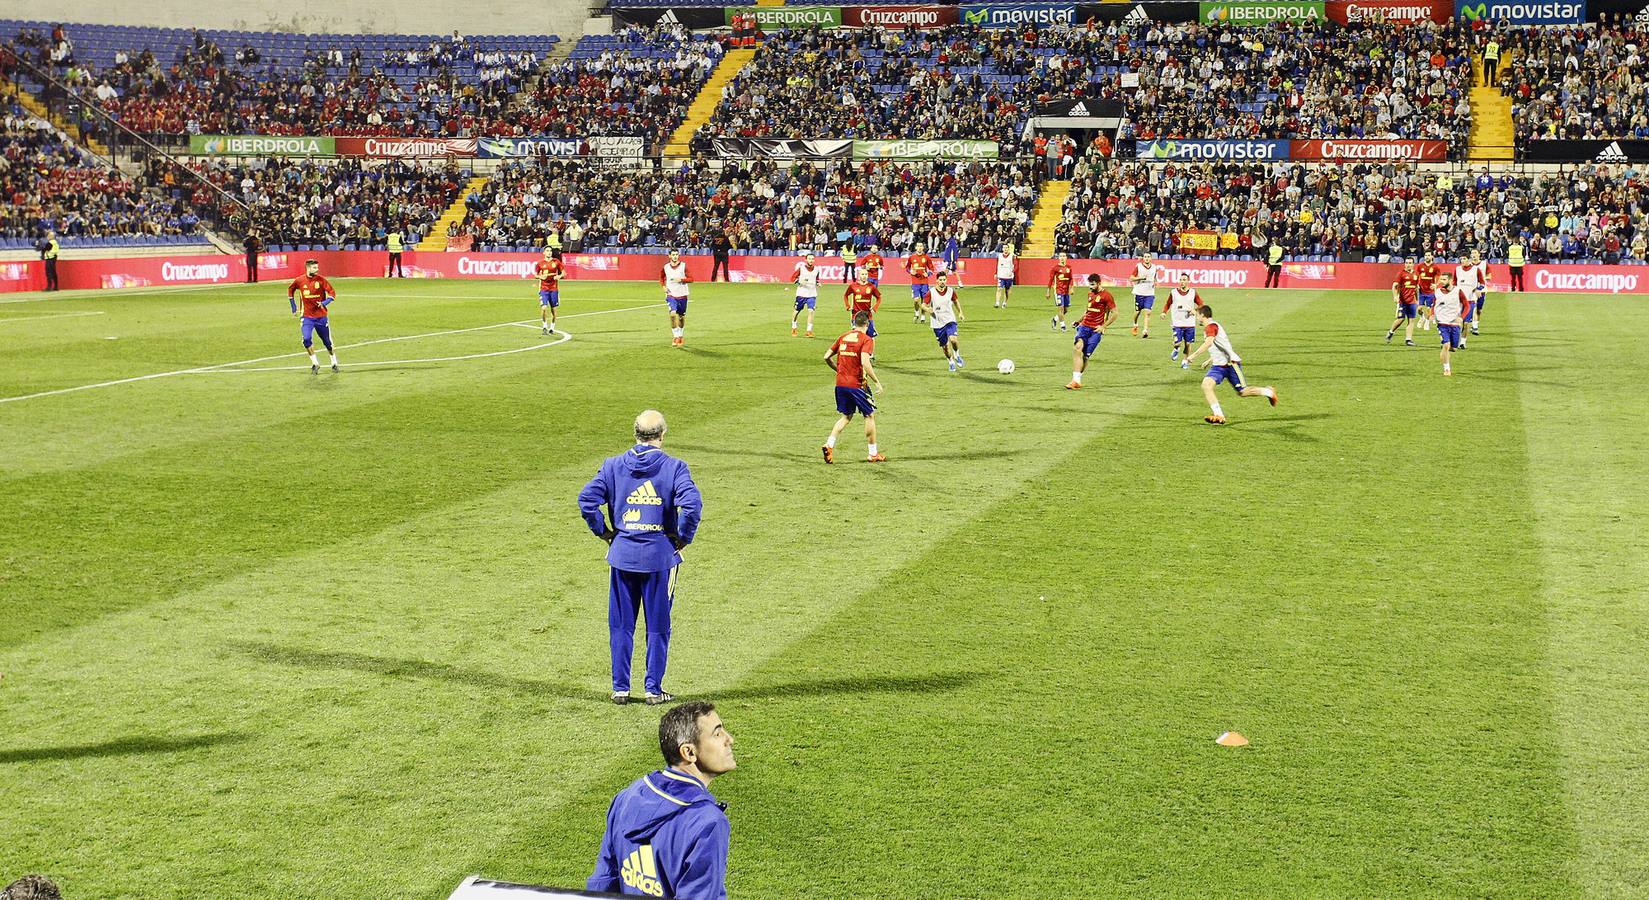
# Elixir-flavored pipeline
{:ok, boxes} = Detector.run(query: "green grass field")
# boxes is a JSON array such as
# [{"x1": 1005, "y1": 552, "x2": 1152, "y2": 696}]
[{"x1": 2, "y1": 277, "x2": 1646, "y2": 898}]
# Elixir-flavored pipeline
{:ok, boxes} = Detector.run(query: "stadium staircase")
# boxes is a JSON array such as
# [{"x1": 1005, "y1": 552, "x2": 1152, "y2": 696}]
[
  {"x1": 1468, "y1": 53, "x2": 1515, "y2": 163},
  {"x1": 3, "y1": 82, "x2": 111, "y2": 157},
  {"x1": 1022, "y1": 180, "x2": 1071, "y2": 258},
  {"x1": 417, "y1": 175, "x2": 490, "y2": 251},
  {"x1": 662, "y1": 48, "x2": 756, "y2": 160}
]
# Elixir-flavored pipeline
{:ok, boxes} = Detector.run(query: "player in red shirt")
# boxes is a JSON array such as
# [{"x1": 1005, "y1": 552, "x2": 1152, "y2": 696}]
[
  {"x1": 524, "y1": 248, "x2": 566, "y2": 336},
  {"x1": 843, "y1": 270, "x2": 882, "y2": 337},
  {"x1": 287, "y1": 258, "x2": 338, "y2": 374},
  {"x1": 1386, "y1": 260, "x2": 1420, "y2": 346},
  {"x1": 1415, "y1": 253, "x2": 1440, "y2": 331},
  {"x1": 822, "y1": 310, "x2": 885, "y2": 463},
  {"x1": 1046, "y1": 252, "x2": 1075, "y2": 331},
  {"x1": 904, "y1": 244, "x2": 935, "y2": 324},
  {"x1": 861, "y1": 246, "x2": 884, "y2": 286},
  {"x1": 1067, "y1": 275, "x2": 1116, "y2": 389}
]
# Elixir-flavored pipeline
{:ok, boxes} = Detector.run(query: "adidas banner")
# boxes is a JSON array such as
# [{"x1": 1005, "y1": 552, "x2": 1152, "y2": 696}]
[
  {"x1": 1029, "y1": 97, "x2": 1126, "y2": 131},
  {"x1": 1521, "y1": 139, "x2": 1649, "y2": 163},
  {"x1": 1453, "y1": 0, "x2": 1585, "y2": 22},
  {"x1": 1074, "y1": 1, "x2": 1201, "y2": 20},
  {"x1": 712, "y1": 139, "x2": 854, "y2": 160},
  {"x1": 609, "y1": 7, "x2": 725, "y2": 28}
]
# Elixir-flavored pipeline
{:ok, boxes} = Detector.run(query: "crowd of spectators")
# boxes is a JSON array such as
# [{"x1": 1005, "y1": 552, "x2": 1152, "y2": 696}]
[
  {"x1": 694, "y1": 20, "x2": 1475, "y2": 156},
  {"x1": 455, "y1": 156, "x2": 1040, "y2": 254},
  {"x1": 168, "y1": 157, "x2": 465, "y2": 247},
  {"x1": 1496, "y1": 17, "x2": 1649, "y2": 143},
  {"x1": 1054, "y1": 158, "x2": 1649, "y2": 263},
  {"x1": 1, "y1": 104, "x2": 201, "y2": 240}
]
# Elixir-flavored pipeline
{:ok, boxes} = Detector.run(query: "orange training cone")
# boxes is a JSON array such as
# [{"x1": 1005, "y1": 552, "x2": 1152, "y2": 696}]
[{"x1": 1216, "y1": 731, "x2": 1249, "y2": 747}]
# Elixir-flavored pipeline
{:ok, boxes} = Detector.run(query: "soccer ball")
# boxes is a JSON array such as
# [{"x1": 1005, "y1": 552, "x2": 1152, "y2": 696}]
[{"x1": 997, "y1": 359, "x2": 1015, "y2": 375}]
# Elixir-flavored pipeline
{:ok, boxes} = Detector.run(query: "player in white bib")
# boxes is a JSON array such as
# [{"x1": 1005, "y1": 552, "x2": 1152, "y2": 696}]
[
  {"x1": 1184, "y1": 303, "x2": 1279, "y2": 424},
  {"x1": 994, "y1": 245, "x2": 1016, "y2": 308},
  {"x1": 661, "y1": 248, "x2": 691, "y2": 348},
  {"x1": 1430, "y1": 272, "x2": 1472, "y2": 376},
  {"x1": 924, "y1": 272, "x2": 966, "y2": 372},
  {"x1": 791, "y1": 252, "x2": 821, "y2": 337},
  {"x1": 1164, "y1": 274, "x2": 1200, "y2": 370},
  {"x1": 1455, "y1": 249, "x2": 1488, "y2": 338},
  {"x1": 1131, "y1": 253, "x2": 1158, "y2": 338}
]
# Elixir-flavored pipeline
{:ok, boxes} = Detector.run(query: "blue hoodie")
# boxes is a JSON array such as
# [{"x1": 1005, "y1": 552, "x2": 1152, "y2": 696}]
[
  {"x1": 579, "y1": 444, "x2": 703, "y2": 573},
  {"x1": 587, "y1": 768, "x2": 730, "y2": 900}
]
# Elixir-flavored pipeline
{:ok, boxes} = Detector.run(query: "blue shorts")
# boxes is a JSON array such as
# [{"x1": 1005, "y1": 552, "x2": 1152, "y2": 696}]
[
  {"x1": 997, "y1": 277, "x2": 1014, "y2": 289},
  {"x1": 1207, "y1": 363, "x2": 1247, "y2": 391},
  {"x1": 1054, "y1": 293, "x2": 1070, "y2": 309},
  {"x1": 1172, "y1": 325, "x2": 1196, "y2": 344},
  {"x1": 1134, "y1": 294, "x2": 1155, "y2": 310},
  {"x1": 667, "y1": 295, "x2": 688, "y2": 316},
  {"x1": 1074, "y1": 325, "x2": 1102, "y2": 357},
  {"x1": 1419, "y1": 292, "x2": 1435, "y2": 309},
  {"x1": 539, "y1": 289, "x2": 559, "y2": 308},
  {"x1": 933, "y1": 321, "x2": 957, "y2": 346},
  {"x1": 911, "y1": 283, "x2": 930, "y2": 300},
  {"x1": 868, "y1": 275, "x2": 880, "y2": 286},
  {"x1": 300, "y1": 316, "x2": 332, "y2": 347},
  {"x1": 835, "y1": 385, "x2": 875, "y2": 417},
  {"x1": 1396, "y1": 302, "x2": 1417, "y2": 319},
  {"x1": 1438, "y1": 324, "x2": 1462, "y2": 349},
  {"x1": 794, "y1": 295, "x2": 816, "y2": 311}
]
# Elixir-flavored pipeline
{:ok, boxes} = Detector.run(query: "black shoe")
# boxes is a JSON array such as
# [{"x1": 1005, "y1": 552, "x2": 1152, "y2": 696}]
[
  {"x1": 1385, "y1": 331, "x2": 1394, "y2": 343},
  {"x1": 1405, "y1": 339, "x2": 1415, "y2": 346},
  {"x1": 311, "y1": 364, "x2": 319, "y2": 375},
  {"x1": 330, "y1": 363, "x2": 339, "y2": 373},
  {"x1": 645, "y1": 691, "x2": 676, "y2": 706},
  {"x1": 611, "y1": 692, "x2": 631, "y2": 705}
]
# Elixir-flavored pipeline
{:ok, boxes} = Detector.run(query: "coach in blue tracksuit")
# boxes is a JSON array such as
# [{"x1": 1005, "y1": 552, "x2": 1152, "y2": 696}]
[
  {"x1": 578, "y1": 409, "x2": 702, "y2": 705},
  {"x1": 588, "y1": 700, "x2": 735, "y2": 899}
]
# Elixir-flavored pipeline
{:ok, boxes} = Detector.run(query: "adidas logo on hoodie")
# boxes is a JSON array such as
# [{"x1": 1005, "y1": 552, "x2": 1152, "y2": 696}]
[{"x1": 626, "y1": 480, "x2": 664, "y2": 505}]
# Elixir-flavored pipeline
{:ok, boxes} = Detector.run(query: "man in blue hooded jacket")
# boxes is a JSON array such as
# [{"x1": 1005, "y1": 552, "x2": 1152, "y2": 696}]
[
  {"x1": 588, "y1": 700, "x2": 735, "y2": 899},
  {"x1": 579, "y1": 409, "x2": 703, "y2": 705}
]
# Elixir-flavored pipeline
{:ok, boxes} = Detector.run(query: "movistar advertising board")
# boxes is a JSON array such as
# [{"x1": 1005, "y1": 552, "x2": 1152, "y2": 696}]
[
  {"x1": 1200, "y1": 1, "x2": 1327, "y2": 21},
  {"x1": 960, "y1": 4, "x2": 1079, "y2": 27},
  {"x1": 1454, "y1": 0, "x2": 1583, "y2": 22},
  {"x1": 1132, "y1": 139, "x2": 1290, "y2": 161}
]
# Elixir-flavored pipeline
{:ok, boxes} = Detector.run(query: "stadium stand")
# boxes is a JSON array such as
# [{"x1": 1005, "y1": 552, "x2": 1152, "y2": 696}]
[
  {"x1": 461, "y1": 157, "x2": 1041, "y2": 255},
  {"x1": 1054, "y1": 159, "x2": 1649, "y2": 264},
  {"x1": 1496, "y1": 20, "x2": 1649, "y2": 142}
]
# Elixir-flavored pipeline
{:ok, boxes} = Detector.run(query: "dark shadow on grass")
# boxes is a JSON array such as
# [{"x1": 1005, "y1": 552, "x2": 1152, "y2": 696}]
[
  {"x1": 710, "y1": 670, "x2": 994, "y2": 701},
  {"x1": 0, "y1": 732, "x2": 249, "y2": 764}
]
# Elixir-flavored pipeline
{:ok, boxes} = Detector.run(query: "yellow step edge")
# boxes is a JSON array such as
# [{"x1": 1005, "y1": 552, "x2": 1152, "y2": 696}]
[
  {"x1": 663, "y1": 48, "x2": 757, "y2": 160},
  {"x1": 417, "y1": 175, "x2": 490, "y2": 251}
]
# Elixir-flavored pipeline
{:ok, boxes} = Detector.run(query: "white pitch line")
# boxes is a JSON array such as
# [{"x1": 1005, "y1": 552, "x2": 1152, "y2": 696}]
[
  {"x1": 198, "y1": 329, "x2": 573, "y2": 372},
  {"x1": 0, "y1": 311, "x2": 106, "y2": 324},
  {"x1": 0, "y1": 303, "x2": 661, "y2": 405}
]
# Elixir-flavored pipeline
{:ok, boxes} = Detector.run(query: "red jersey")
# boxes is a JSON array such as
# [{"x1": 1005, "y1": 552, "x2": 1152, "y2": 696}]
[
  {"x1": 1078, "y1": 288, "x2": 1116, "y2": 328},
  {"x1": 904, "y1": 252, "x2": 934, "y2": 285},
  {"x1": 288, "y1": 274, "x2": 335, "y2": 318},
  {"x1": 845, "y1": 283, "x2": 882, "y2": 315},
  {"x1": 535, "y1": 258, "x2": 564, "y2": 291},
  {"x1": 1394, "y1": 271, "x2": 1419, "y2": 303},
  {"x1": 1049, "y1": 264, "x2": 1074, "y2": 293},
  {"x1": 862, "y1": 252, "x2": 884, "y2": 277},
  {"x1": 1416, "y1": 262, "x2": 1439, "y2": 292},
  {"x1": 832, "y1": 329, "x2": 875, "y2": 388}
]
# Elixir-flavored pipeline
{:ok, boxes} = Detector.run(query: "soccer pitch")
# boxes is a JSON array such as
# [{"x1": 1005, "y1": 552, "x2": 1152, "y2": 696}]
[{"x1": 2, "y1": 278, "x2": 1646, "y2": 898}]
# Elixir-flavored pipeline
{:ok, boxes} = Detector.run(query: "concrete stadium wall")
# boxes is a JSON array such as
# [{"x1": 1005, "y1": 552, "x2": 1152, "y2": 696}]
[{"x1": 45, "y1": 0, "x2": 593, "y2": 38}]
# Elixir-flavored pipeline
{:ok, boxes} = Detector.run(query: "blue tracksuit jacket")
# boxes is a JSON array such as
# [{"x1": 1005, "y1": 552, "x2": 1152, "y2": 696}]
[
  {"x1": 578, "y1": 444, "x2": 702, "y2": 573},
  {"x1": 588, "y1": 768, "x2": 730, "y2": 899}
]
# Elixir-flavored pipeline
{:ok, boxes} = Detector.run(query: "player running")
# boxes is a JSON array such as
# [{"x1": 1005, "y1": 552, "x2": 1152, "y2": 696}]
[
  {"x1": 1386, "y1": 261, "x2": 1420, "y2": 346},
  {"x1": 1416, "y1": 253, "x2": 1440, "y2": 331},
  {"x1": 994, "y1": 244, "x2": 1016, "y2": 308},
  {"x1": 1431, "y1": 272, "x2": 1472, "y2": 376},
  {"x1": 925, "y1": 272, "x2": 965, "y2": 372},
  {"x1": 288, "y1": 258, "x2": 339, "y2": 374},
  {"x1": 905, "y1": 243, "x2": 935, "y2": 324},
  {"x1": 662, "y1": 249, "x2": 691, "y2": 348},
  {"x1": 1130, "y1": 252, "x2": 1158, "y2": 337},
  {"x1": 1067, "y1": 274, "x2": 1116, "y2": 390},
  {"x1": 1163, "y1": 274, "x2": 1200, "y2": 368},
  {"x1": 1184, "y1": 304, "x2": 1279, "y2": 424},
  {"x1": 525, "y1": 248, "x2": 565, "y2": 335},
  {"x1": 941, "y1": 235, "x2": 962, "y2": 286},
  {"x1": 1047, "y1": 252, "x2": 1074, "y2": 331},
  {"x1": 1456, "y1": 249, "x2": 1488, "y2": 337},
  {"x1": 822, "y1": 310, "x2": 885, "y2": 463},
  {"x1": 791, "y1": 251, "x2": 821, "y2": 337},
  {"x1": 844, "y1": 270, "x2": 882, "y2": 337},
  {"x1": 862, "y1": 245, "x2": 884, "y2": 287}
]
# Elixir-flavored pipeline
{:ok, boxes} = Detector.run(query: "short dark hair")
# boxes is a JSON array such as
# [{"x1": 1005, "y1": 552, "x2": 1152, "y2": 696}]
[
  {"x1": 2, "y1": 875, "x2": 63, "y2": 900},
  {"x1": 1086, "y1": 274, "x2": 1100, "y2": 285},
  {"x1": 305, "y1": 258, "x2": 318, "y2": 265},
  {"x1": 660, "y1": 701, "x2": 717, "y2": 766},
  {"x1": 853, "y1": 310, "x2": 870, "y2": 327},
  {"x1": 1197, "y1": 305, "x2": 1213, "y2": 318}
]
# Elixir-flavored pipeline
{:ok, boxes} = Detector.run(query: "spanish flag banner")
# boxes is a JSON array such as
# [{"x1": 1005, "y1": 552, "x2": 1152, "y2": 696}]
[{"x1": 1178, "y1": 230, "x2": 1219, "y2": 254}]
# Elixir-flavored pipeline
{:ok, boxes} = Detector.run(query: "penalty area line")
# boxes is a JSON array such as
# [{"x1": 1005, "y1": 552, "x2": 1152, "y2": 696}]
[{"x1": 197, "y1": 329, "x2": 573, "y2": 372}]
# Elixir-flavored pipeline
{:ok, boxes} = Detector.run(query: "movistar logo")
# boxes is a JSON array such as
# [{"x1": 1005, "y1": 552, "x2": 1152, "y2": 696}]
[
  {"x1": 1150, "y1": 140, "x2": 1178, "y2": 159},
  {"x1": 626, "y1": 480, "x2": 664, "y2": 506},
  {"x1": 1458, "y1": 0, "x2": 1582, "y2": 20},
  {"x1": 1458, "y1": 2, "x2": 1487, "y2": 18},
  {"x1": 620, "y1": 846, "x2": 665, "y2": 897},
  {"x1": 965, "y1": 7, "x2": 988, "y2": 23}
]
